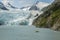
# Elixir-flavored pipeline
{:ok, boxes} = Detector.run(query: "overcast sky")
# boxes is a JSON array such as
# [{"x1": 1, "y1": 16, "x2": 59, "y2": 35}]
[{"x1": 0, "y1": 0, "x2": 54, "y2": 8}]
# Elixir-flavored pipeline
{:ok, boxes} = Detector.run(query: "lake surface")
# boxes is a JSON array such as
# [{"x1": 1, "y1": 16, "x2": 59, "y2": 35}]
[{"x1": 0, "y1": 25, "x2": 60, "y2": 40}]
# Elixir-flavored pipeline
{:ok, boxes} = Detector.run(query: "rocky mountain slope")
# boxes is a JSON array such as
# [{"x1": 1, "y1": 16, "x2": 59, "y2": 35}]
[
  {"x1": 0, "y1": 2, "x2": 8, "y2": 10},
  {"x1": 0, "y1": 1, "x2": 18, "y2": 10},
  {"x1": 32, "y1": 0, "x2": 60, "y2": 31},
  {"x1": 7, "y1": 3, "x2": 17, "y2": 9}
]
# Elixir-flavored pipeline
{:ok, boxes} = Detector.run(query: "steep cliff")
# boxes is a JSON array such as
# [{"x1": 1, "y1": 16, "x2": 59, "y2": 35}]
[{"x1": 33, "y1": 0, "x2": 60, "y2": 31}]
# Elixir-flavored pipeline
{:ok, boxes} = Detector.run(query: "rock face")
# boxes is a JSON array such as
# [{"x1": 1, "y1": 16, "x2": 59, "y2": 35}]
[
  {"x1": 29, "y1": 1, "x2": 39, "y2": 11},
  {"x1": 8, "y1": 3, "x2": 17, "y2": 9},
  {"x1": 0, "y1": 2, "x2": 8, "y2": 10},
  {"x1": 29, "y1": 5, "x2": 39, "y2": 10},
  {"x1": 32, "y1": 0, "x2": 60, "y2": 31}
]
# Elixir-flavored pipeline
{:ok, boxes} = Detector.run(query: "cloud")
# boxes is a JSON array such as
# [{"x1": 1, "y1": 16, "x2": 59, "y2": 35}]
[{"x1": 36, "y1": 2, "x2": 49, "y2": 9}]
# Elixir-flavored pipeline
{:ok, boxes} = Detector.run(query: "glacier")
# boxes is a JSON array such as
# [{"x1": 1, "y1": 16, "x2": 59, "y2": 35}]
[{"x1": 0, "y1": 1, "x2": 49, "y2": 26}]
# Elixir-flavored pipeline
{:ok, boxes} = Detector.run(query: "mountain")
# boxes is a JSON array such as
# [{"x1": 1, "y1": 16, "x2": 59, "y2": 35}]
[
  {"x1": 0, "y1": 1, "x2": 18, "y2": 10},
  {"x1": 20, "y1": 1, "x2": 49, "y2": 11},
  {"x1": 20, "y1": 5, "x2": 39, "y2": 11},
  {"x1": 7, "y1": 3, "x2": 17, "y2": 9},
  {"x1": 29, "y1": 5, "x2": 39, "y2": 11},
  {"x1": 20, "y1": 6, "x2": 30, "y2": 9},
  {"x1": 20, "y1": 6, "x2": 31, "y2": 11},
  {"x1": 29, "y1": 1, "x2": 39, "y2": 11},
  {"x1": 20, "y1": 1, "x2": 39, "y2": 11},
  {"x1": 0, "y1": 2, "x2": 8, "y2": 10},
  {"x1": 32, "y1": 0, "x2": 60, "y2": 31},
  {"x1": 29, "y1": 1, "x2": 50, "y2": 18},
  {"x1": 4, "y1": 2, "x2": 19, "y2": 10}
]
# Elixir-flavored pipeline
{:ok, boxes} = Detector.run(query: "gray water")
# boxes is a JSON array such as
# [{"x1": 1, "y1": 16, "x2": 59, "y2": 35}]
[{"x1": 0, "y1": 25, "x2": 60, "y2": 40}]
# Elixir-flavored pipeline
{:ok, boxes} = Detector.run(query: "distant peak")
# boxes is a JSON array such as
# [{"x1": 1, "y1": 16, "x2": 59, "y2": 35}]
[
  {"x1": 0, "y1": 2, "x2": 8, "y2": 10},
  {"x1": 35, "y1": 1, "x2": 39, "y2": 4},
  {"x1": 8, "y1": 3, "x2": 17, "y2": 9}
]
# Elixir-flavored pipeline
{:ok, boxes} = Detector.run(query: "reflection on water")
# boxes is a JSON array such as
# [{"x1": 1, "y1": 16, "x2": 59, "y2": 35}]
[{"x1": 0, "y1": 25, "x2": 60, "y2": 40}]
